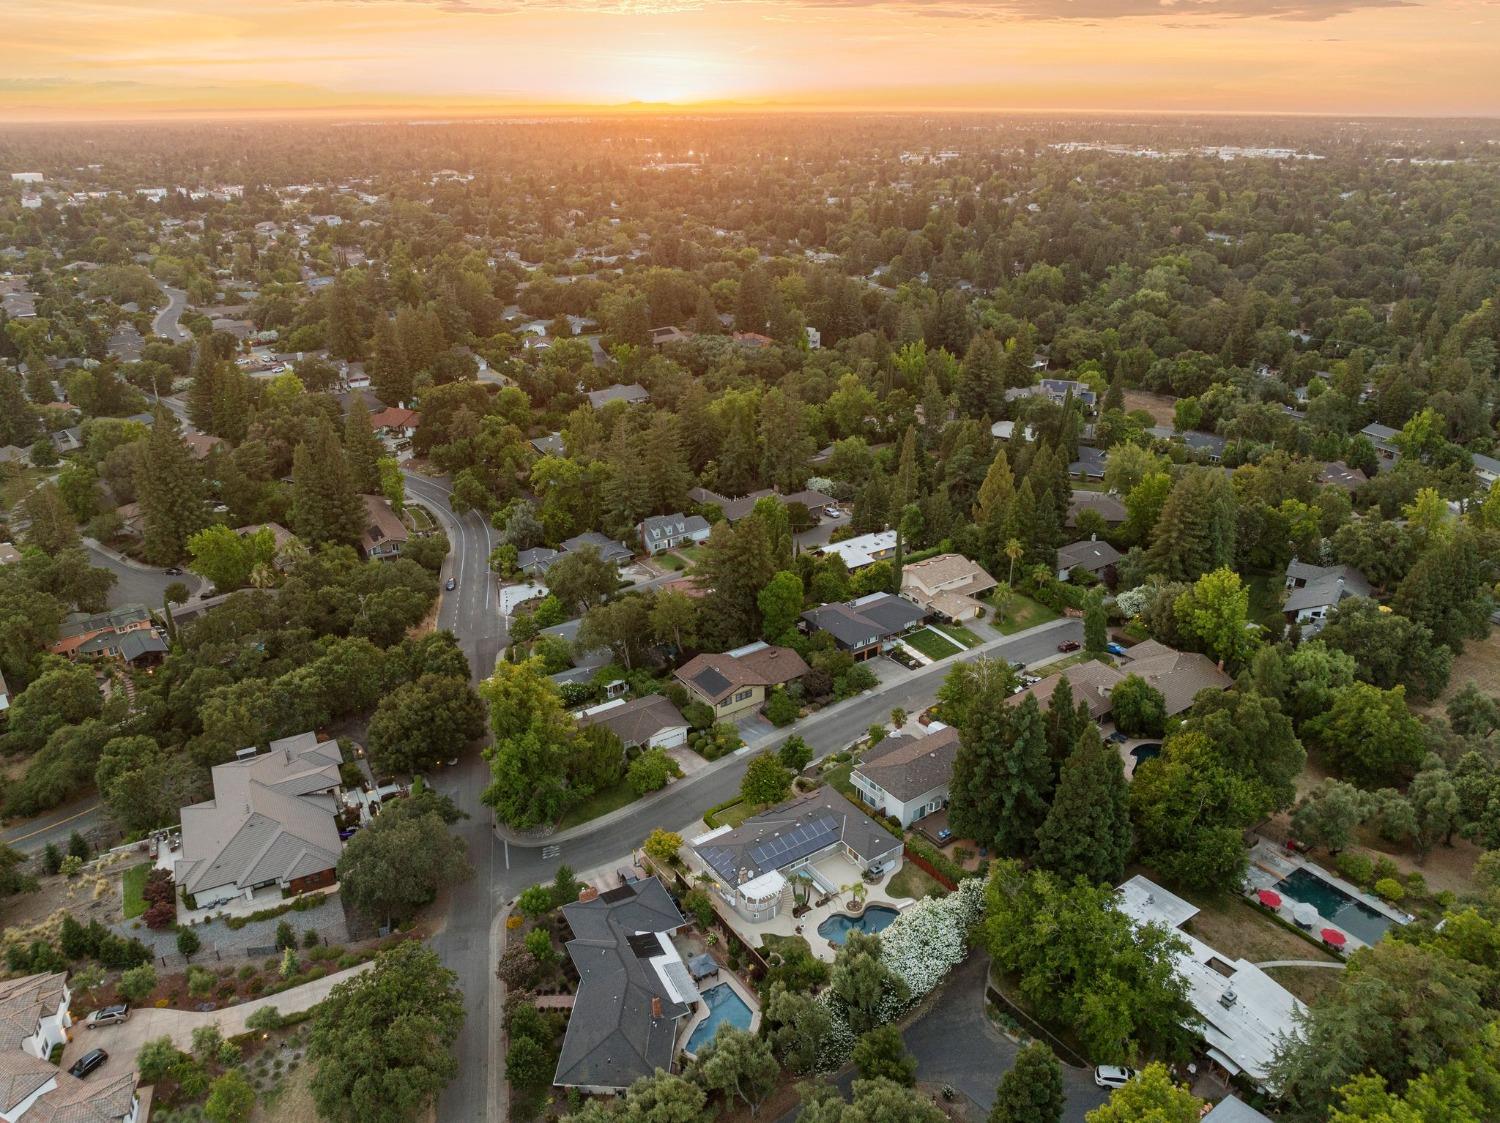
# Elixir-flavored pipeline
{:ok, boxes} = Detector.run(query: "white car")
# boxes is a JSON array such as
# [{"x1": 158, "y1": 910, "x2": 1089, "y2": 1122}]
[{"x1": 1094, "y1": 1065, "x2": 1137, "y2": 1089}]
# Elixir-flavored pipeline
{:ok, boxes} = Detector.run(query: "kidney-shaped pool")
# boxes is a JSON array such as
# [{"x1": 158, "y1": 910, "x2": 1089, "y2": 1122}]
[{"x1": 817, "y1": 904, "x2": 900, "y2": 946}]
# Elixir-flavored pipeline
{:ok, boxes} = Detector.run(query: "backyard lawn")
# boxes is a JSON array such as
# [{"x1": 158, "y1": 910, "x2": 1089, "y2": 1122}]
[
  {"x1": 888, "y1": 862, "x2": 946, "y2": 902},
  {"x1": 556, "y1": 782, "x2": 639, "y2": 831},
  {"x1": 121, "y1": 863, "x2": 151, "y2": 920},
  {"x1": 904, "y1": 628, "x2": 964, "y2": 660},
  {"x1": 991, "y1": 593, "x2": 1060, "y2": 635}
]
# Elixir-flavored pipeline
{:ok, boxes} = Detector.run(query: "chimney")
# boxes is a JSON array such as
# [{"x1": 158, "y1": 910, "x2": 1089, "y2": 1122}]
[
  {"x1": 651, "y1": 997, "x2": 663, "y2": 1019},
  {"x1": 577, "y1": 885, "x2": 598, "y2": 903}
]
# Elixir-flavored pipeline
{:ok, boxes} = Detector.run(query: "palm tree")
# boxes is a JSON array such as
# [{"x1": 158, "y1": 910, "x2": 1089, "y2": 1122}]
[
  {"x1": 1004, "y1": 537, "x2": 1024, "y2": 586},
  {"x1": 841, "y1": 881, "x2": 868, "y2": 912},
  {"x1": 249, "y1": 562, "x2": 277, "y2": 590}
]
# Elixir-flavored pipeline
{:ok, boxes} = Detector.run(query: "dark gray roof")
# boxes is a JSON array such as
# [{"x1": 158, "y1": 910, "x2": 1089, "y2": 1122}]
[
  {"x1": 641, "y1": 513, "x2": 710, "y2": 544},
  {"x1": 1057, "y1": 539, "x2": 1121, "y2": 573},
  {"x1": 1070, "y1": 446, "x2": 1107, "y2": 477},
  {"x1": 802, "y1": 594, "x2": 926, "y2": 649},
  {"x1": 1202, "y1": 1096, "x2": 1274, "y2": 1123},
  {"x1": 1283, "y1": 562, "x2": 1371, "y2": 613},
  {"x1": 517, "y1": 547, "x2": 560, "y2": 575},
  {"x1": 586, "y1": 383, "x2": 649, "y2": 409},
  {"x1": 694, "y1": 790, "x2": 902, "y2": 887},
  {"x1": 577, "y1": 695, "x2": 687, "y2": 747},
  {"x1": 1067, "y1": 491, "x2": 1127, "y2": 525},
  {"x1": 554, "y1": 878, "x2": 689, "y2": 1091},
  {"x1": 530, "y1": 433, "x2": 565, "y2": 456},
  {"x1": 116, "y1": 629, "x2": 168, "y2": 662},
  {"x1": 561, "y1": 532, "x2": 633, "y2": 564}
]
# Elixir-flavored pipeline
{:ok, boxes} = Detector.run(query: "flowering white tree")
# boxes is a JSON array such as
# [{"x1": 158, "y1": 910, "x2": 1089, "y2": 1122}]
[{"x1": 1115, "y1": 584, "x2": 1154, "y2": 619}]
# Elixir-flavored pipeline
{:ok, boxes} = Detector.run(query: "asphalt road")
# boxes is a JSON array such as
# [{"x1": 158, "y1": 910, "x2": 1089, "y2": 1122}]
[
  {"x1": 153, "y1": 284, "x2": 190, "y2": 342},
  {"x1": 0, "y1": 796, "x2": 104, "y2": 856},
  {"x1": 82, "y1": 538, "x2": 198, "y2": 610}
]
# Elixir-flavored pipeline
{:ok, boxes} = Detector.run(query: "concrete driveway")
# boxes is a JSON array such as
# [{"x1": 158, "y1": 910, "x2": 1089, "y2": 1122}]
[{"x1": 61, "y1": 962, "x2": 372, "y2": 1078}]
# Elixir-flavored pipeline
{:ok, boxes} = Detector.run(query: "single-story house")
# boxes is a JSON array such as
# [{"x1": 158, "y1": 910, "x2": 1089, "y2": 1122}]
[
  {"x1": 586, "y1": 383, "x2": 649, "y2": 410},
  {"x1": 990, "y1": 420, "x2": 1036, "y2": 442},
  {"x1": 175, "y1": 732, "x2": 345, "y2": 907},
  {"x1": 802, "y1": 593, "x2": 928, "y2": 660},
  {"x1": 1116, "y1": 875, "x2": 1305, "y2": 1089},
  {"x1": 687, "y1": 486, "x2": 835, "y2": 523},
  {"x1": 359, "y1": 494, "x2": 408, "y2": 560},
  {"x1": 576, "y1": 695, "x2": 689, "y2": 750},
  {"x1": 1147, "y1": 426, "x2": 1227, "y2": 462},
  {"x1": 1472, "y1": 452, "x2": 1500, "y2": 488},
  {"x1": 901, "y1": 554, "x2": 997, "y2": 622},
  {"x1": 851, "y1": 724, "x2": 959, "y2": 828},
  {"x1": 674, "y1": 642, "x2": 809, "y2": 722},
  {"x1": 1056, "y1": 538, "x2": 1121, "y2": 582},
  {"x1": 1004, "y1": 379, "x2": 1097, "y2": 410},
  {"x1": 0, "y1": 970, "x2": 140, "y2": 1122},
  {"x1": 0, "y1": 446, "x2": 30, "y2": 467},
  {"x1": 530, "y1": 433, "x2": 565, "y2": 457},
  {"x1": 368, "y1": 406, "x2": 421, "y2": 438},
  {"x1": 560, "y1": 532, "x2": 634, "y2": 566},
  {"x1": 0, "y1": 543, "x2": 21, "y2": 566},
  {"x1": 649, "y1": 326, "x2": 691, "y2": 346},
  {"x1": 1070, "y1": 446, "x2": 1107, "y2": 480},
  {"x1": 815, "y1": 530, "x2": 898, "y2": 571},
  {"x1": 516, "y1": 547, "x2": 561, "y2": 577},
  {"x1": 1066, "y1": 491, "x2": 1127, "y2": 527},
  {"x1": 1318, "y1": 461, "x2": 1368, "y2": 493},
  {"x1": 690, "y1": 790, "x2": 903, "y2": 923},
  {"x1": 639, "y1": 513, "x2": 711, "y2": 555},
  {"x1": 553, "y1": 879, "x2": 694, "y2": 1094},
  {"x1": 1283, "y1": 560, "x2": 1371, "y2": 631},
  {"x1": 1117, "y1": 640, "x2": 1234, "y2": 717}
]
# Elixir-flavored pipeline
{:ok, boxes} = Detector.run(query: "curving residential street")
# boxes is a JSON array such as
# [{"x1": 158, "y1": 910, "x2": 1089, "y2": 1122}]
[{"x1": 152, "y1": 283, "x2": 190, "y2": 342}]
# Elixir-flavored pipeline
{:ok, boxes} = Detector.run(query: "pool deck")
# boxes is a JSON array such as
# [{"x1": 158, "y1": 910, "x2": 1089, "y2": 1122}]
[
  {"x1": 678, "y1": 970, "x2": 761, "y2": 1058},
  {"x1": 1244, "y1": 839, "x2": 1413, "y2": 953}
]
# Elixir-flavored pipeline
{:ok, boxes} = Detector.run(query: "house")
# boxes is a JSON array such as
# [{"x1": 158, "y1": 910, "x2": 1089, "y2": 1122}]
[
  {"x1": 802, "y1": 593, "x2": 928, "y2": 660},
  {"x1": 50, "y1": 427, "x2": 83, "y2": 455},
  {"x1": 1472, "y1": 452, "x2": 1500, "y2": 488},
  {"x1": 560, "y1": 532, "x2": 634, "y2": 566},
  {"x1": 1116, "y1": 876, "x2": 1305, "y2": 1089},
  {"x1": 901, "y1": 554, "x2": 997, "y2": 622},
  {"x1": 1361, "y1": 423, "x2": 1401, "y2": 468},
  {"x1": 0, "y1": 446, "x2": 29, "y2": 467},
  {"x1": 990, "y1": 420, "x2": 1036, "y2": 443},
  {"x1": 0, "y1": 544, "x2": 20, "y2": 567},
  {"x1": 1009, "y1": 661, "x2": 1125, "y2": 721},
  {"x1": 182, "y1": 431, "x2": 224, "y2": 461},
  {"x1": 586, "y1": 383, "x2": 649, "y2": 410},
  {"x1": 687, "y1": 486, "x2": 835, "y2": 524},
  {"x1": 1067, "y1": 491, "x2": 1127, "y2": 527},
  {"x1": 639, "y1": 513, "x2": 711, "y2": 556},
  {"x1": 674, "y1": 642, "x2": 809, "y2": 721},
  {"x1": 1283, "y1": 560, "x2": 1371, "y2": 630},
  {"x1": 553, "y1": 878, "x2": 694, "y2": 1094},
  {"x1": 648, "y1": 326, "x2": 691, "y2": 346},
  {"x1": 174, "y1": 732, "x2": 344, "y2": 907},
  {"x1": 359, "y1": 495, "x2": 407, "y2": 560},
  {"x1": 1202, "y1": 1097, "x2": 1274, "y2": 1123},
  {"x1": 1318, "y1": 461, "x2": 1367, "y2": 493},
  {"x1": 1118, "y1": 640, "x2": 1234, "y2": 717},
  {"x1": 368, "y1": 406, "x2": 421, "y2": 439},
  {"x1": 49, "y1": 605, "x2": 161, "y2": 664},
  {"x1": 1056, "y1": 538, "x2": 1121, "y2": 582},
  {"x1": 1148, "y1": 426, "x2": 1227, "y2": 462},
  {"x1": 516, "y1": 547, "x2": 561, "y2": 578},
  {"x1": 234, "y1": 522, "x2": 296, "y2": 553},
  {"x1": 731, "y1": 332, "x2": 774, "y2": 350},
  {"x1": 576, "y1": 695, "x2": 689, "y2": 750},
  {"x1": 690, "y1": 790, "x2": 903, "y2": 923},
  {"x1": 0, "y1": 972, "x2": 140, "y2": 1122},
  {"x1": 530, "y1": 433, "x2": 565, "y2": 457},
  {"x1": 1070, "y1": 446, "x2": 1107, "y2": 480},
  {"x1": 815, "y1": 530, "x2": 898, "y2": 571},
  {"x1": 851, "y1": 724, "x2": 959, "y2": 827},
  {"x1": 1005, "y1": 379, "x2": 1097, "y2": 410}
]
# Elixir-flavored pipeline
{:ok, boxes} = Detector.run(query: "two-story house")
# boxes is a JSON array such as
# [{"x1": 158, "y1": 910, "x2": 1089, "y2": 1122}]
[
  {"x1": 900, "y1": 554, "x2": 997, "y2": 622},
  {"x1": 850, "y1": 725, "x2": 959, "y2": 828}
]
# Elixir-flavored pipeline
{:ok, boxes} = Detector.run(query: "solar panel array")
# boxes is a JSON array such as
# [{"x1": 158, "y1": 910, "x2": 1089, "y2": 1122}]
[
  {"x1": 749, "y1": 814, "x2": 840, "y2": 871},
  {"x1": 693, "y1": 666, "x2": 733, "y2": 698}
]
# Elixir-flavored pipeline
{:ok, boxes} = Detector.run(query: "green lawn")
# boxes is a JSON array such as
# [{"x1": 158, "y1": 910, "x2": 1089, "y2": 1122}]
[
  {"x1": 1245, "y1": 570, "x2": 1289, "y2": 632},
  {"x1": 654, "y1": 552, "x2": 686, "y2": 571},
  {"x1": 991, "y1": 593, "x2": 1061, "y2": 635},
  {"x1": 676, "y1": 545, "x2": 706, "y2": 565},
  {"x1": 904, "y1": 628, "x2": 964, "y2": 660},
  {"x1": 705, "y1": 799, "x2": 756, "y2": 829},
  {"x1": 556, "y1": 782, "x2": 639, "y2": 831},
  {"x1": 888, "y1": 862, "x2": 946, "y2": 902},
  {"x1": 936, "y1": 623, "x2": 983, "y2": 648},
  {"x1": 121, "y1": 863, "x2": 151, "y2": 920}
]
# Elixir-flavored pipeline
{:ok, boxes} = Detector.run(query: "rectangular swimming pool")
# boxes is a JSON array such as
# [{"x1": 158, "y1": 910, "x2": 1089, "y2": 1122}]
[
  {"x1": 685, "y1": 983, "x2": 753, "y2": 1054},
  {"x1": 1275, "y1": 866, "x2": 1395, "y2": 946}
]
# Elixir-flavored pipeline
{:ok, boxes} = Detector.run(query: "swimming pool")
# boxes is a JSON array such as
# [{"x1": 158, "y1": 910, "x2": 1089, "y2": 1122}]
[
  {"x1": 1275, "y1": 866, "x2": 1395, "y2": 946},
  {"x1": 817, "y1": 904, "x2": 900, "y2": 946},
  {"x1": 1130, "y1": 743, "x2": 1163, "y2": 767},
  {"x1": 685, "y1": 984, "x2": 754, "y2": 1054}
]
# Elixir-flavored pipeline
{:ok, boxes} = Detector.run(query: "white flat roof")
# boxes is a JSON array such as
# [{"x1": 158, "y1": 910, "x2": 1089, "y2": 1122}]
[{"x1": 819, "y1": 530, "x2": 898, "y2": 570}]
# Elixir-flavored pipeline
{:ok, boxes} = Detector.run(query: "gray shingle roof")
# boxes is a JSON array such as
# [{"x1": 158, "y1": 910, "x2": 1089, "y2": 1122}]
[
  {"x1": 694, "y1": 790, "x2": 902, "y2": 887},
  {"x1": 561, "y1": 533, "x2": 633, "y2": 565},
  {"x1": 854, "y1": 727, "x2": 959, "y2": 802},
  {"x1": 554, "y1": 879, "x2": 689, "y2": 1091},
  {"x1": 802, "y1": 594, "x2": 927, "y2": 649},
  {"x1": 1057, "y1": 539, "x2": 1121, "y2": 573},
  {"x1": 577, "y1": 695, "x2": 687, "y2": 747}
]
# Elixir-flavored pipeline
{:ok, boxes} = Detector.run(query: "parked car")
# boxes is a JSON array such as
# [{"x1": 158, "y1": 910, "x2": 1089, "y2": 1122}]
[
  {"x1": 69, "y1": 1049, "x2": 109, "y2": 1079},
  {"x1": 84, "y1": 1005, "x2": 129, "y2": 1030},
  {"x1": 1057, "y1": 639, "x2": 1081, "y2": 653},
  {"x1": 164, "y1": 567, "x2": 183, "y2": 576},
  {"x1": 1106, "y1": 642, "x2": 1128, "y2": 656},
  {"x1": 445, "y1": 577, "x2": 457, "y2": 591},
  {"x1": 1106, "y1": 731, "x2": 1130, "y2": 745},
  {"x1": 1094, "y1": 1065, "x2": 1137, "y2": 1089}
]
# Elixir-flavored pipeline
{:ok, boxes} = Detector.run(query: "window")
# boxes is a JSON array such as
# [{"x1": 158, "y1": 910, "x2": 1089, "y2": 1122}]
[{"x1": 734, "y1": 689, "x2": 752, "y2": 702}]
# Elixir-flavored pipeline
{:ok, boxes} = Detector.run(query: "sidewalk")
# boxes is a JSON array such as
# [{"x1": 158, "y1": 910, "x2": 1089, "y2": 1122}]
[{"x1": 493, "y1": 614, "x2": 1078, "y2": 847}]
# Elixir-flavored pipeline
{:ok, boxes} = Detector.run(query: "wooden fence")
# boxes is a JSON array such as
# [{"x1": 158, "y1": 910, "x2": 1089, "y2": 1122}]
[{"x1": 902, "y1": 843, "x2": 959, "y2": 891}]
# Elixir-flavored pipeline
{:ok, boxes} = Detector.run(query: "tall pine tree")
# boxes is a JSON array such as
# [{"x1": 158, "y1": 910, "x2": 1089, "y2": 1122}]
[
  {"x1": 993, "y1": 693, "x2": 1054, "y2": 857},
  {"x1": 1034, "y1": 725, "x2": 1132, "y2": 886},
  {"x1": 138, "y1": 408, "x2": 205, "y2": 564},
  {"x1": 289, "y1": 416, "x2": 365, "y2": 547},
  {"x1": 0, "y1": 366, "x2": 37, "y2": 447},
  {"x1": 344, "y1": 397, "x2": 385, "y2": 496},
  {"x1": 948, "y1": 660, "x2": 1017, "y2": 848},
  {"x1": 1146, "y1": 470, "x2": 1236, "y2": 582}
]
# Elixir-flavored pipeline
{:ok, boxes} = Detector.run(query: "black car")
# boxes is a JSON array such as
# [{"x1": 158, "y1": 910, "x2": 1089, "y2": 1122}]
[
  {"x1": 68, "y1": 1049, "x2": 108, "y2": 1079},
  {"x1": 445, "y1": 577, "x2": 457, "y2": 591}
]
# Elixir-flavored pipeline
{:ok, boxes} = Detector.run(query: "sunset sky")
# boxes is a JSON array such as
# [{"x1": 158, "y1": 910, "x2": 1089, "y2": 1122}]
[{"x1": 4, "y1": 0, "x2": 1497, "y2": 120}]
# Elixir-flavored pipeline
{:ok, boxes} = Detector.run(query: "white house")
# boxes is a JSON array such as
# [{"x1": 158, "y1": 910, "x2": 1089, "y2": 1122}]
[
  {"x1": 1283, "y1": 560, "x2": 1371, "y2": 632},
  {"x1": 901, "y1": 554, "x2": 997, "y2": 621},
  {"x1": 815, "y1": 530, "x2": 898, "y2": 571},
  {"x1": 638, "y1": 513, "x2": 711, "y2": 556},
  {"x1": 851, "y1": 724, "x2": 958, "y2": 827}
]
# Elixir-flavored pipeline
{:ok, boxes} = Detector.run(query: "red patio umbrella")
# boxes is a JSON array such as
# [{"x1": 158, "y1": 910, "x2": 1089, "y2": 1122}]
[
  {"x1": 1256, "y1": 889, "x2": 1282, "y2": 909},
  {"x1": 1321, "y1": 928, "x2": 1348, "y2": 948}
]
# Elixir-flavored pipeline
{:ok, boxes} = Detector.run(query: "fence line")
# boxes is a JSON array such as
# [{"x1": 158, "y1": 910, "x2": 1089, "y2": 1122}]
[{"x1": 985, "y1": 983, "x2": 1091, "y2": 1069}]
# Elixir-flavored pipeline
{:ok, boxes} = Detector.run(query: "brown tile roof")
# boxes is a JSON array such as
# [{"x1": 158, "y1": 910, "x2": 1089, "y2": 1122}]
[
  {"x1": 1120, "y1": 644, "x2": 1232, "y2": 716},
  {"x1": 28, "y1": 1070, "x2": 138, "y2": 1122},
  {"x1": 1008, "y1": 660, "x2": 1124, "y2": 720},
  {"x1": 0, "y1": 1051, "x2": 56, "y2": 1113}
]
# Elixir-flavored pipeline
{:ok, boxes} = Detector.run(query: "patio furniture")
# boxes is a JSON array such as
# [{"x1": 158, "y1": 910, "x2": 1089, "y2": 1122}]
[
  {"x1": 1292, "y1": 903, "x2": 1318, "y2": 928},
  {"x1": 1320, "y1": 928, "x2": 1347, "y2": 949},
  {"x1": 1256, "y1": 889, "x2": 1282, "y2": 909}
]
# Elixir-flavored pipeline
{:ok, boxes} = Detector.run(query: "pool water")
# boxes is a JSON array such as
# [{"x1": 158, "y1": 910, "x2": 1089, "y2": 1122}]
[
  {"x1": 1130, "y1": 742, "x2": 1163, "y2": 766},
  {"x1": 817, "y1": 905, "x2": 900, "y2": 946},
  {"x1": 1275, "y1": 866, "x2": 1395, "y2": 946},
  {"x1": 685, "y1": 984, "x2": 754, "y2": 1054}
]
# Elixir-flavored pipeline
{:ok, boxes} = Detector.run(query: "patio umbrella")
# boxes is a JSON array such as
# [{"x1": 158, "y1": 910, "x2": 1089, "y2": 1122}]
[
  {"x1": 1321, "y1": 928, "x2": 1348, "y2": 948},
  {"x1": 1256, "y1": 889, "x2": 1282, "y2": 909},
  {"x1": 1292, "y1": 902, "x2": 1318, "y2": 928}
]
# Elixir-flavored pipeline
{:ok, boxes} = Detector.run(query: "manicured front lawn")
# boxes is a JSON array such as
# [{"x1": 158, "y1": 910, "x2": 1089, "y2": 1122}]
[
  {"x1": 655, "y1": 552, "x2": 686, "y2": 571},
  {"x1": 556, "y1": 782, "x2": 639, "y2": 830},
  {"x1": 822, "y1": 761, "x2": 857, "y2": 801},
  {"x1": 936, "y1": 622, "x2": 983, "y2": 648},
  {"x1": 121, "y1": 863, "x2": 151, "y2": 920},
  {"x1": 904, "y1": 628, "x2": 963, "y2": 660},
  {"x1": 676, "y1": 545, "x2": 706, "y2": 565},
  {"x1": 705, "y1": 799, "x2": 756, "y2": 829},
  {"x1": 991, "y1": 593, "x2": 1061, "y2": 635}
]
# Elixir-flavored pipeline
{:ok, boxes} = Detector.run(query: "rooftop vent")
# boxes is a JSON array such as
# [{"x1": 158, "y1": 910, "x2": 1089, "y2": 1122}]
[
  {"x1": 1219, "y1": 988, "x2": 1238, "y2": 1009},
  {"x1": 235, "y1": 747, "x2": 258, "y2": 762}
]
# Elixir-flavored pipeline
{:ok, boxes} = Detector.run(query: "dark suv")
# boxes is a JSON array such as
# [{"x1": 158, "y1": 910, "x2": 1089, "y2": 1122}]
[{"x1": 68, "y1": 1049, "x2": 108, "y2": 1079}]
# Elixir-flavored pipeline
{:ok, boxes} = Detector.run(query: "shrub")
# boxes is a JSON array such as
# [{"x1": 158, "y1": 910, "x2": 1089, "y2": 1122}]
[
  {"x1": 523, "y1": 928, "x2": 556, "y2": 965},
  {"x1": 626, "y1": 748, "x2": 680, "y2": 795},
  {"x1": 187, "y1": 966, "x2": 216, "y2": 998},
  {"x1": 237, "y1": 965, "x2": 257, "y2": 982},
  {"x1": 1373, "y1": 855, "x2": 1401, "y2": 883},
  {"x1": 764, "y1": 689, "x2": 799, "y2": 727},
  {"x1": 67, "y1": 831, "x2": 90, "y2": 861},
  {"x1": 274, "y1": 921, "x2": 297, "y2": 951},
  {"x1": 192, "y1": 1025, "x2": 225, "y2": 1062},
  {"x1": 1373, "y1": 877, "x2": 1405, "y2": 902},
  {"x1": 176, "y1": 927, "x2": 202, "y2": 959},
  {"x1": 42, "y1": 844, "x2": 62, "y2": 876},
  {"x1": 303, "y1": 929, "x2": 320, "y2": 949},
  {"x1": 515, "y1": 886, "x2": 555, "y2": 920},
  {"x1": 144, "y1": 898, "x2": 176, "y2": 930},
  {"x1": 279, "y1": 948, "x2": 298, "y2": 979},
  {"x1": 1335, "y1": 850, "x2": 1374, "y2": 886},
  {"x1": 119, "y1": 964, "x2": 158, "y2": 1003},
  {"x1": 204, "y1": 1068, "x2": 255, "y2": 1123},
  {"x1": 143, "y1": 869, "x2": 175, "y2": 905},
  {"x1": 59, "y1": 856, "x2": 83, "y2": 878},
  {"x1": 245, "y1": 1006, "x2": 283, "y2": 1032},
  {"x1": 137, "y1": 1037, "x2": 184, "y2": 1084},
  {"x1": 682, "y1": 889, "x2": 716, "y2": 930}
]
